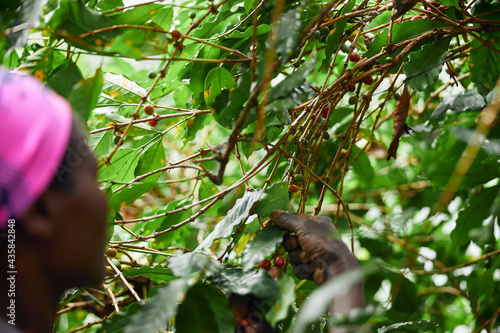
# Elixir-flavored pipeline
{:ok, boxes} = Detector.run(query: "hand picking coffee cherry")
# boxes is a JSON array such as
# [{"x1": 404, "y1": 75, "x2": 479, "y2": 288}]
[{"x1": 283, "y1": 234, "x2": 299, "y2": 250}]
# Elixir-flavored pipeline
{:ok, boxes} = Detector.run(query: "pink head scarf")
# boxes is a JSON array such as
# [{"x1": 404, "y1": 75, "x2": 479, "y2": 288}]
[{"x1": 0, "y1": 69, "x2": 73, "y2": 226}]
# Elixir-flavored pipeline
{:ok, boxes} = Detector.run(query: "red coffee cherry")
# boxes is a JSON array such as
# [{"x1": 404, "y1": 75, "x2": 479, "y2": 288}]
[
  {"x1": 171, "y1": 29, "x2": 182, "y2": 41},
  {"x1": 321, "y1": 107, "x2": 329, "y2": 118},
  {"x1": 269, "y1": 267, "x2": 282, "y2": 279},
  {"x1": 349, "y1": 52, "x2": 360, "y2": 62},
  {"x1": 363, "y1": 75, "x2": 374, "y2": 85},
  {"x1": 411, "y1": 15, "x2": 423, "y2": 20},
  {"x1": 148, "y1": 119, "x2": 159, "y2": 127},
  {"x1": 348, "y1": 83, "x2": 356, "y2": 92},
  {"x1": 289, "y1": 184, "x2": 299, "y2": 193},
  {"x1": 274, "y1": 257, "x2": 285, "y2": 268},
  {"x1": 258, "y1": 259, "x2": 272, "y2": 270}
]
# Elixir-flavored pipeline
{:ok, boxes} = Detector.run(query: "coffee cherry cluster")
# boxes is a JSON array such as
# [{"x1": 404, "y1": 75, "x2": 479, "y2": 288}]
[
  {"x1": 341, "y1": 44, "x2": 376, "y2": 105},
  {"x1": 143, "y1": 105, "x2": 160, "y2": 127},
  {"x1": 257, "y1": 245, "x2": 288, "y2": 279}
]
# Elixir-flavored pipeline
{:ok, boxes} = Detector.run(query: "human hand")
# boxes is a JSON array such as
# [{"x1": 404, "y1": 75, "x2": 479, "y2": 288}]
[{"x1": 270, "y1": 210, "x2": 360, "y2": 285}]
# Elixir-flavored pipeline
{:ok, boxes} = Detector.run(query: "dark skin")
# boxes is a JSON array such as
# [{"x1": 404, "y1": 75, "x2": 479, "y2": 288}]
[
  {"x1": 271, "y1": 211, "x2": 365, "y2": 333},
  {"x1": 0, "y1": 120, "x2": 108, "y2": 333},
  {"x1": 230, "y1": 211, "x2": 365, "y2": 333}
]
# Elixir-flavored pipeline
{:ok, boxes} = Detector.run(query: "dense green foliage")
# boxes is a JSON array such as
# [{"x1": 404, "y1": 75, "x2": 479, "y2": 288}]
[{"x1": 1, "y1": 0, "x2": 500, "y2": 331}]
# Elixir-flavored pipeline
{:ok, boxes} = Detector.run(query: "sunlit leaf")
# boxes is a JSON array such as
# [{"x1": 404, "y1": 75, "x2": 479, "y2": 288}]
[
  {"x1": 195, "y1": 189, "x2": 263, "y2": 252},
  {"x1": 204, "y1": 67, "x2": 236, "y2": 105},
  {"x1": 100, "y1": 72, "x2": 148, "y2": 105}
]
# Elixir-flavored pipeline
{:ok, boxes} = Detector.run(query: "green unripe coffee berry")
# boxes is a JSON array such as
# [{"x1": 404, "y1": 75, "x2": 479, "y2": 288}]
[
  {"x1": 276, "y1": 245, "x2": 286, "y2": 255},
  {"x1": 189, "y1": 11, "x2": 196, "y2": 19},
  {"x1": 148, "y1": 71, "x2": 157, "y2": 79},
  {"x1": 144, "y1": 105, "x2": 155, "y2": 116},
  {"x1": 294, "y1": 174, "x2": 305, "y2": 182},
  {"x1": 105, "y1": 248, "x2": 117, "y2": 257},
  {"x1": 348, "y1": 96, "x2": 358, "y2": 105},
  {"x1": 340, "y1": 43, "x2": 350, "y2": 53}
]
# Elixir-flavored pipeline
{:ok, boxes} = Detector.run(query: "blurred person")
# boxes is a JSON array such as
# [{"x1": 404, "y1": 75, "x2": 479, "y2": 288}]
[
  {"x1": 0, "y1": 69, "x2": 364, "y2": 333},
  {"x1": 0, "y1": 69, "x2": 108, "y2": 332}
]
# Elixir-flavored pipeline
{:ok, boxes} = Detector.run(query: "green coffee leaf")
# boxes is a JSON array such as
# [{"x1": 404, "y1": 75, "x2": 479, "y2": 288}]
[
  {"x1": 204, "y1": 67, "x2": 236, "y2": 106},
  {"x1": 404, "y1": 37, "x2": 452, "y2": 91},
  {"x1": 242, "y1": 224, "x2": 283, "y2": 271},
  {"x1": 253, "y1": 182, "x2": 290, "y2": 218},
  {"x1": 195, "y1": 189, "x2": 263, "y2": 252},
  {"x1": 469, "y1": 31, "x2": 500, "y2": 97},
  {"x1": 451, "y1": 185, "x2": 500, "y2": 247},
  {"x1": 176, "y1": 283, "x2": 233, "y2": 333}
]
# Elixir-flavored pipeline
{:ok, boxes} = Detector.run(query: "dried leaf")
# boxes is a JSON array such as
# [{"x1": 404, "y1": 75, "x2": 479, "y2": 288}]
[{"x1": 387, "y1": 85, "x2": 410, "y2": 160}]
